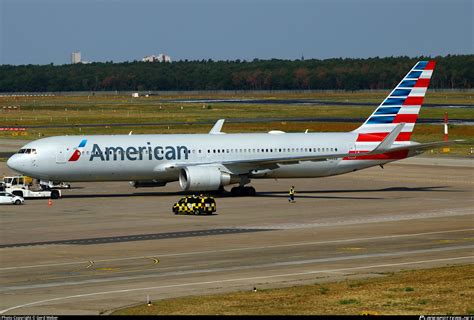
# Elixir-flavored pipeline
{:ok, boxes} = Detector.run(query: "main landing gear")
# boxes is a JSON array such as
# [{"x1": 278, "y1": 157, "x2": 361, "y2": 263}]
[{"x1": 230, "y1": 186, "x2": 256, "y2": 196}]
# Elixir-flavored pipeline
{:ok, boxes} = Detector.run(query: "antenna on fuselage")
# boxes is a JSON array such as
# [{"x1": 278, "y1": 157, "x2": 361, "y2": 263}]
[{"x1": 129, "y1": 131, "x2": 133, "y2": 135}]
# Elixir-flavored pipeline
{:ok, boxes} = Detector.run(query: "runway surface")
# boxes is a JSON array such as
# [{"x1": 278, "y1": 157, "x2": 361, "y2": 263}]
[
  {"x1": 0, "y1": 157, "x2": 473, "y2": 314},
  {"x1": 1, "y1": 116, "x2": 472, "y2": 132},
  {"x1": 170, "y1": 97, "x2": 473, "y2": 108}
]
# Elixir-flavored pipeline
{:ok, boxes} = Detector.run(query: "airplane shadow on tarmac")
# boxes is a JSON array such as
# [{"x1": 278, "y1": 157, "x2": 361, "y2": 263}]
[
  {"x1": 63, "y1": 191, "x2": 186, "y2": 199},
  {"x1": 61, "y1": 186, "x2": 457, "y2": 200},
  {"x1": 253, "y1": 186, "x2": 458, "y2": 200}
]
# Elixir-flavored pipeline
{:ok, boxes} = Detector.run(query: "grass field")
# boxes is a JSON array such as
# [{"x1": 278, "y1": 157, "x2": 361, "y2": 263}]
[
  {"x1": 112, "y1": 264, "x2": 473, "y2": 315},
  {"x1": 1, "y1": 91, "x2": 472, "y2": 156}
]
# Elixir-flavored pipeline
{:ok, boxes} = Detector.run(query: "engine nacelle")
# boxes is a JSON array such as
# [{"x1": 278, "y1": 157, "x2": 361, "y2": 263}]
[
  {"x1": 130, "y1": 180, "x2": 167, "y2": 188},
  {"x1": 179, "y1": 166, "x2": 231, "y2": 191}
]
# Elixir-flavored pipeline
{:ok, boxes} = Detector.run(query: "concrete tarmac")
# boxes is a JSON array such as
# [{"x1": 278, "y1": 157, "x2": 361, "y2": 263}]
[{"x1": 0, "y1": 157, "x2": 473, "y2": 314}]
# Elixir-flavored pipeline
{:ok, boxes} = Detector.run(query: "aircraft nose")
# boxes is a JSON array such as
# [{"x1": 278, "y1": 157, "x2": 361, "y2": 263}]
[{"x1": 7, "y1": 154, "x2": 21, "y2": 172}]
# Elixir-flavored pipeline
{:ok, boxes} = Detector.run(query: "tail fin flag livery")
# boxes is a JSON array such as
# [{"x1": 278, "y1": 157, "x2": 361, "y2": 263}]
[
  {"x1": 354, "y1": 60, "x2": 436, "y2": 145},
  {"x1": 6, "y1": 60, "x2": 462, "y2": 194}
]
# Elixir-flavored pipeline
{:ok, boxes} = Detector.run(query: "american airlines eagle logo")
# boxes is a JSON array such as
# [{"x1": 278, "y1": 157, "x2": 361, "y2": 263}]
[{"x1": 68, "y1": 139, "x2": 87, "y2": 161}]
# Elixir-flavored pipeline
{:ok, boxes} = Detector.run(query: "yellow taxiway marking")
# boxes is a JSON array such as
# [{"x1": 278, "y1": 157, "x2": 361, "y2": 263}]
[
  {"x1": 436, "y1": 238, "x2": 474, "y2": 244},
  {"x1": 96, "y1": 268, "x2": 120, "y2": 272},
  {"x1": 35, "y1": 257, "x2": 162, "y2": 281},
  {"x1": 339, "y1": 247, "x2": 366, "y2": 251}
]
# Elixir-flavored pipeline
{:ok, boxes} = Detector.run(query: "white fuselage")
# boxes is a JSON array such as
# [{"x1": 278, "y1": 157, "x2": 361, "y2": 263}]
[{"x1": 7, "y1": 132, "x2": 402, "y2": 184}]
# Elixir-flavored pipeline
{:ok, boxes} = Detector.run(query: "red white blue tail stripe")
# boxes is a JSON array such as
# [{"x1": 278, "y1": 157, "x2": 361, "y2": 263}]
[
  {"x1": 347, "y1": 61, "x2": 435, "y2": 160},
  {"x1": 354, "y1": 61, "x2": 435, "y2": 144}
]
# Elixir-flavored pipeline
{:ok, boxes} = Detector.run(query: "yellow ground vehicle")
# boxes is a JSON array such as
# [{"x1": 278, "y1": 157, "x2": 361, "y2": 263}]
[{"x1": 172, "y1": 195, "x2": 216, "y2": 215}]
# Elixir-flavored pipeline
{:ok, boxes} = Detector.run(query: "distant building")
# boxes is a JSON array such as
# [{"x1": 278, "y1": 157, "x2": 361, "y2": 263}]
[
  {"x1": 71, "y1": 51, "x2": 92, "y2": 64},
  {"x1": 142, "y1": 55, "x2": 155, "y2": 62},
  {"x1": 142, "y1": 53, "x2": 172, "y2": 63},
  {"x1": 71, "y1": 52, "x2": 81, "y2": 64}
]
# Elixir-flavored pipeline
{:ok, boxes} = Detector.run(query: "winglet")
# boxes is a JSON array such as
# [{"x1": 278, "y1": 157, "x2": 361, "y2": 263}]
[
  {"x1": 209, "y1": 119, "x2": 225, "y2": 134},
  {"x1": 369, "y1": 123, "x2": 405, "y2": 154}
]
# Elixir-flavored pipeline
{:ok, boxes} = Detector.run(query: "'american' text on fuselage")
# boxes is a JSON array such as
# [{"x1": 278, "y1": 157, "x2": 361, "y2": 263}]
[{"x1": 89, "y1": 143, "x2": 189, "y2": 161}]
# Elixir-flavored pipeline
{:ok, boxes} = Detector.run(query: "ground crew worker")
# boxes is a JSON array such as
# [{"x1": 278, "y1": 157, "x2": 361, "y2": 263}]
[{"x1": 288, "y1": 186, "x2": 295, "y2": 203}]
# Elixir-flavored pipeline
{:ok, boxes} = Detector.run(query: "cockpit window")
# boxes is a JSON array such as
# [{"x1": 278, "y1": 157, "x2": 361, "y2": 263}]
[{"x1": 17, "y1": 148, "x2": 36, "y2": 154}]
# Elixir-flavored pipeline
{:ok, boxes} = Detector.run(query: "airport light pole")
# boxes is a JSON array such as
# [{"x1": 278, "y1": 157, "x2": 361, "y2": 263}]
[{"x1": 443, "y1": 112, "x2": 450, "y2": 153}]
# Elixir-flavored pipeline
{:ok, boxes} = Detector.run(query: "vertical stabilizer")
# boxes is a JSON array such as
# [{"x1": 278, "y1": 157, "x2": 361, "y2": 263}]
[{"x1": 353, "y1": 61, "x2": 436, "y2": 148}]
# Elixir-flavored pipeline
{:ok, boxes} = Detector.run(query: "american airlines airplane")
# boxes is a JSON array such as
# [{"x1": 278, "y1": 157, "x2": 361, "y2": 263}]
[{"x1": 7, "y1": 61, "x2": 457, "y2": 196}]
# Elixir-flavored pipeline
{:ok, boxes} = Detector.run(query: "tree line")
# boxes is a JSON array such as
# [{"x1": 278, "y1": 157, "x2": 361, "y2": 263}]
[{"x1": 0, "y1": 55, "x2": 472, "y2": 92}]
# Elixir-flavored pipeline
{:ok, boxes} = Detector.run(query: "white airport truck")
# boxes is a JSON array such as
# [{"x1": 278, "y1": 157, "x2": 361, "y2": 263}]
[{"x1": 3, "y1": 175, "x2": 61, "y2": 199}]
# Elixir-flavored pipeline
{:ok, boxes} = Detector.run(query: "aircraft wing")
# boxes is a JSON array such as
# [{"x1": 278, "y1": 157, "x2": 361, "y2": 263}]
[
  {"x1": 209, "y1": 119, "x2": 225, "y2": 134},
  {"x1": 221, "y1": 123, "x2": 408, "y2": 167},
  {"x1": 214, "y1": 139, "x2": 461, "y2": 174},
  {"x1": 224, "y1": 139, "x2": 460, "y2": 165},
  {"x1": 156, "y1": 148, "x2": 372, "y2": 173},
  {"x1": 155, "y1": 123, "x2": 461, "y2": 174}
]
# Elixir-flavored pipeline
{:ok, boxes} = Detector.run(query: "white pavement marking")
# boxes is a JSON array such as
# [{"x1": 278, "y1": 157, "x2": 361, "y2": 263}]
[
  {"x1": 1, "y1": 228, "x2": 472, "y2": 271},
  {"x1": 0, "y1": 256, "x2": 472, "y2": 315},
  {"x1": 241, "y1": 207, "x2": 473, "y2": 230},
  {"x1": 2, "y1": 244, "x2": 472, "y2": 292}
]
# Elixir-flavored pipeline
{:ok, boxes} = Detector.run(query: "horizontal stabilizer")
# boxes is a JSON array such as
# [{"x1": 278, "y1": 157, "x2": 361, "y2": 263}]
[
  {"x1": 368, "y1": 123, "x2": 405, "y2": 154},
  {"x1": 387, "y1": 139, "x2": 463, "y2": 153}
]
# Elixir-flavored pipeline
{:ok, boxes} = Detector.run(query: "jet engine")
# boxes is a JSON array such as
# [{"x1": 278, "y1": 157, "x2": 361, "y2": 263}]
[{"x1": 179, "y1": 166, "x2": 232, "y2": 191}]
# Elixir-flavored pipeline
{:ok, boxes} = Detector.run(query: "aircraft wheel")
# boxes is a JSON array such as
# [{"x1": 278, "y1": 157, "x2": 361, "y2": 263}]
[
  {"x1": 244, "y1": 186, "x2": 256, "y2": 196},
  {"x1": 231, "y1": 186, "x2": 256, "y2": 197},
  {"x1": 231, "y1": 187, "x2": 242, "y2": 196}
]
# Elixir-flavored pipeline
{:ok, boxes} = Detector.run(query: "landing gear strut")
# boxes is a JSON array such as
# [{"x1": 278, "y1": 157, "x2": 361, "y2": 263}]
[{"x1": 230, "y1": 186, "x2": 256, "y2": 197}]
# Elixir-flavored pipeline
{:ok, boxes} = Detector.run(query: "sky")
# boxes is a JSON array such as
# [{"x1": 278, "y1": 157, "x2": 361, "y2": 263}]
[{"x1": 0, "y1": 0, "x2": 472, "y2": 65}]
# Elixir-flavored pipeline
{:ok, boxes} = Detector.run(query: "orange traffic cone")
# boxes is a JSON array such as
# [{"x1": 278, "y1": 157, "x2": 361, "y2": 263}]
[{"x1": 48, "y1": 199, "x2": 52, "y2": 207}]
